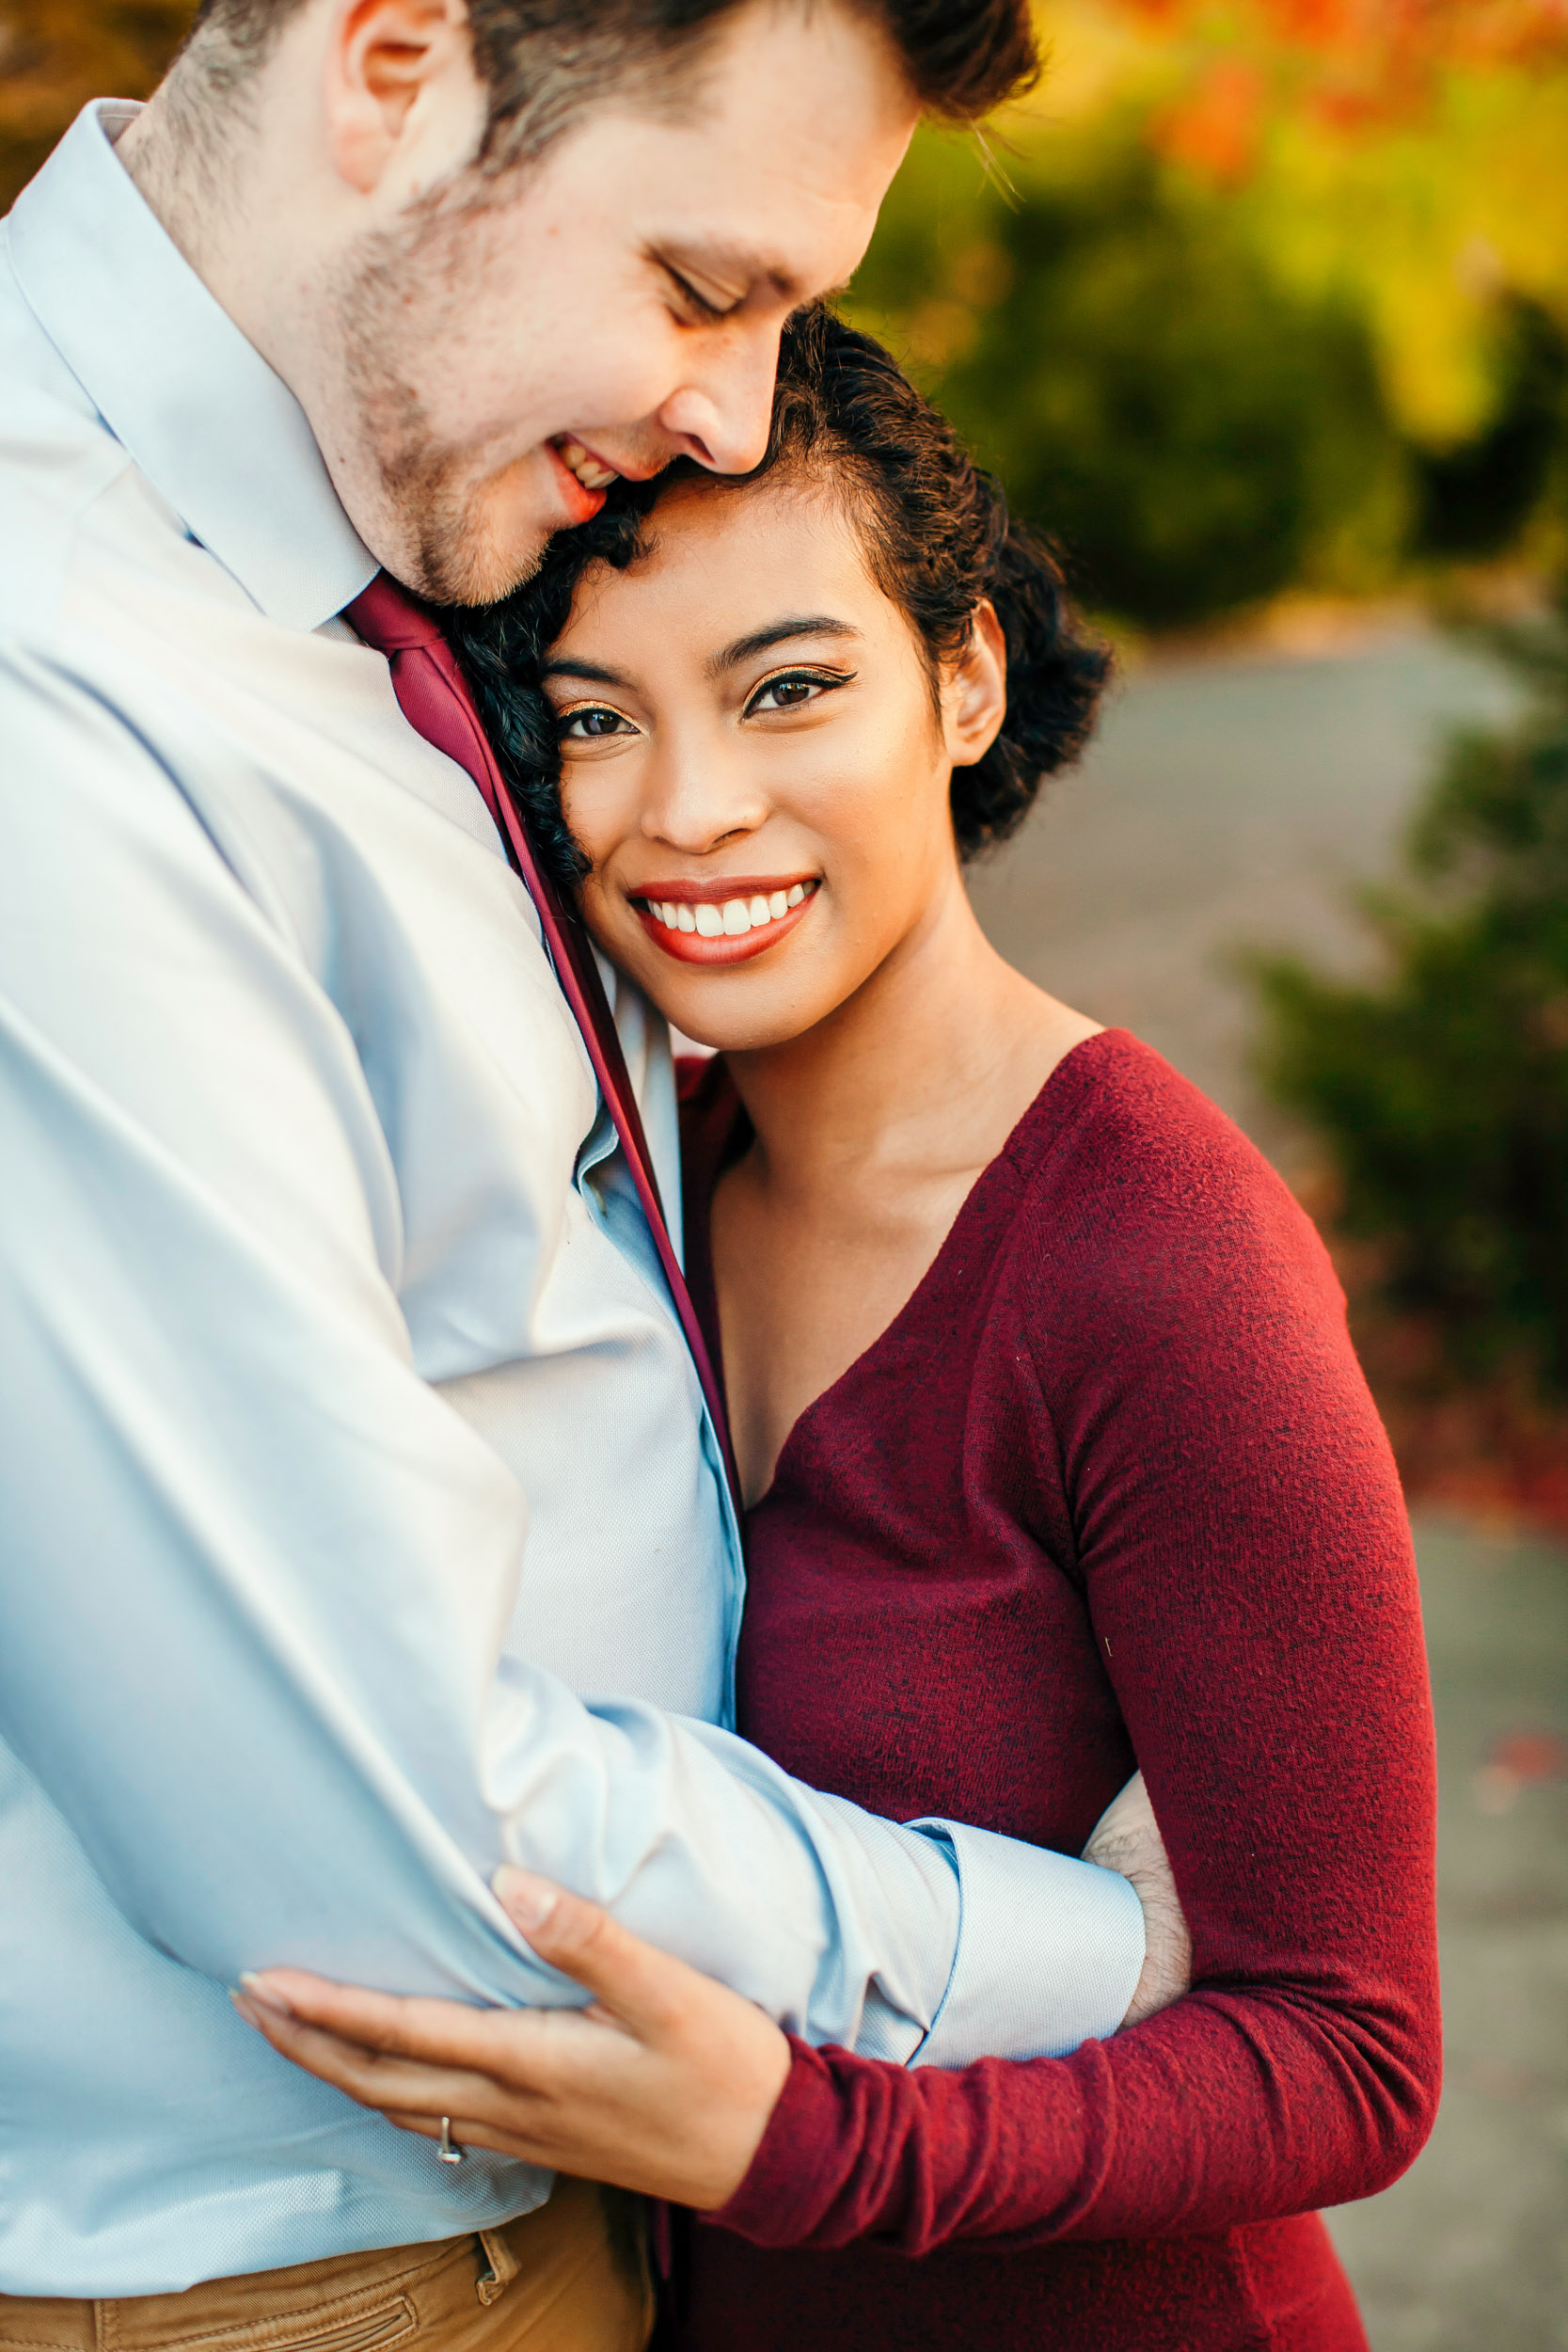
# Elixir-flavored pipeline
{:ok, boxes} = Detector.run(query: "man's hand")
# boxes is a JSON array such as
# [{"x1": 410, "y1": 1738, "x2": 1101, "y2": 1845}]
[{"x1": 1083, "y1": 1772, "x2": 1193, "y2": 2026}]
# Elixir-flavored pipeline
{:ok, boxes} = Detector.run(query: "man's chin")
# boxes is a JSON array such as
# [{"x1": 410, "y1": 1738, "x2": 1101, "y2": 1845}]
[
  {"x1": 397, "y1": 519, "x2": 556, "y2": 611},
  {"x1": 362, "y1": 464, "x2": 565, "y2": 609}
]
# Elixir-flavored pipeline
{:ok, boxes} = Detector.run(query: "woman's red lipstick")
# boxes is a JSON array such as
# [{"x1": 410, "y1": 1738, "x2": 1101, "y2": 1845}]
[{"x1": 630, "y1": 878, "x2": 820, "y2": 967}]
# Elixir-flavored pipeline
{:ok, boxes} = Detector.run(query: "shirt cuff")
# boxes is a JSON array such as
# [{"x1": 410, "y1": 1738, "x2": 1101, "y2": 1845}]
[{"x1": 909, "y1": 1820, "x2": 1146, "y2": 2067}]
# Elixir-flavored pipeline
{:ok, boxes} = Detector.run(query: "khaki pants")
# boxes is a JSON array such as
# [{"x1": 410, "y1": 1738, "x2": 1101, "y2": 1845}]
[{"x1": 0, "y1": 2179, "x2": 654, "y2": 2352}]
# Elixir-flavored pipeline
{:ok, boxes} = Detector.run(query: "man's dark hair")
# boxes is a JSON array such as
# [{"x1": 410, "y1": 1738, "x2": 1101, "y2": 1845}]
[
  {"x1": 447, "y1": 305, "x2": 1110, "y2": 887},
  {"x1": 184, "y1": 0, "x2": 1040, "y2": 166}
]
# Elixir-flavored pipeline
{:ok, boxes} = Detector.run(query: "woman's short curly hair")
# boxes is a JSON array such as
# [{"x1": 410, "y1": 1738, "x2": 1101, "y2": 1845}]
[{"x1": 446, "y1": 306, "x2": 1110, "y2": 890}]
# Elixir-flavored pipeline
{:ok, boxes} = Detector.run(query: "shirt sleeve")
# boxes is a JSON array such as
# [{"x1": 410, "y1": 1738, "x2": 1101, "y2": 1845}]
[
  {"x1": 706, "y1": 1065, "x2": 1441, "y2": 2249},
  {"x1": 0, "y1": 641, "x2": 1140, "y2": 2063}
]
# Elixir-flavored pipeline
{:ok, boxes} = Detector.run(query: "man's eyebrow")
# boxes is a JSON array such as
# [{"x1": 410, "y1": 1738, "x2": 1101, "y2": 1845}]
[
  {"x1": 707, "y1": 617, "x2": 862, "y2": 676},
  {"x1": 541, "y1": 657, "x2": 630, "y2": 688}
]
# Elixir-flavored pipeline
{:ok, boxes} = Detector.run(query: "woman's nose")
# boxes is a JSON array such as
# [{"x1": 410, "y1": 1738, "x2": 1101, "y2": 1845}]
[
  {"x1": 643, "y1": 732, "x2": 768, "y2": 853},
  {"x1": 656, "y1": 324, "x2": 782, "y2": 477}
]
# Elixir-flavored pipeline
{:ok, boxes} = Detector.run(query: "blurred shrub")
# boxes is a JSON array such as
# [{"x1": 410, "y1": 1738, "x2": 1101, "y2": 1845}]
[
  {"x1": 847, "y1": 0, "x2": 1568, "y2": 630},
  {"x1": 1412, "y1": 297, "x2": 1568, "y2": 562},
  {"x1": 1255, "y1": 592, "x2": 1568, "y2": 1393},
  {"x1": 0, "y1": 1, "x2": 196, "y2": 210},
  {"x1": 848, "y1": 128, "x2": 1409, "y2": 628}
]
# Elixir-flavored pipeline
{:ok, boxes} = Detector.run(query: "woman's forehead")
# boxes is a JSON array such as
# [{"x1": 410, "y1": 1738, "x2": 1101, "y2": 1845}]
[{"x1": 557, "y1": 474, "x2": 886, "y2": 653}]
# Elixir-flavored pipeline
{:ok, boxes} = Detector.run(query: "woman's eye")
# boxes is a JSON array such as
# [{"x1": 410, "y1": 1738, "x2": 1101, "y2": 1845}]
[
  {"x1": 747, "y1": 672, "x2": 846, "y2": 716},
  {"x1": 560, "y1": 707, "x2": 631, "y2": 740}
]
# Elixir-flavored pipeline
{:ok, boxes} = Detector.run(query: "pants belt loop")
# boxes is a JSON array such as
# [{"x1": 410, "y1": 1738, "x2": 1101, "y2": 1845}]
[{"x1": 474, "y1": 2226, "x2": 522, "y2": 2308}]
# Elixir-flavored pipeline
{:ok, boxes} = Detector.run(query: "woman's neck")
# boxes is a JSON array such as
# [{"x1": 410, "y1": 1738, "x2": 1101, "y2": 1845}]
[
  {"x1": 707, "y1": 863, "x2": 1099, "y2": 1503},
  {"x1": 722, "y1": 865, "x2": 1098, "y2": 1205}
]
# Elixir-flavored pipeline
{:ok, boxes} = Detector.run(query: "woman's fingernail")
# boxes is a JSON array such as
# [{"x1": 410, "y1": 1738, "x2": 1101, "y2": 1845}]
[
  {"x1": 239, "y1": 1971, "x2": 297, "y2": 2016},
  {"x1": 230, "y1": 1989, "x2": 261, "y2": 2027},
  {"x1": 493, "y1": 1867, "x2": 559, "y2": 1931}
]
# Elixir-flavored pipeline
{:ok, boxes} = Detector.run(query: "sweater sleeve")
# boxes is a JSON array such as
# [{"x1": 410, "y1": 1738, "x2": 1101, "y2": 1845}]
[{"x1": 707, "y1": 1050, "x2": 1440, "y2": 2253}]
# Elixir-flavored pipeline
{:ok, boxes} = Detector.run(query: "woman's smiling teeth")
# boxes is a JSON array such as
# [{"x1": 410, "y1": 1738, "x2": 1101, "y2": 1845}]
[
  {"x1": 552, "y1": 437, "x2": 619, "y2": 491},
  {"x1": 644, "y1": 882, "x2": 813, "y2": 937}
]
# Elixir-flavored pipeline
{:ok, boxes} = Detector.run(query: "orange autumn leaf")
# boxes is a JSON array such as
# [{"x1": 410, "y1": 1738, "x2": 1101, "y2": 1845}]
[{"x1": 1149, "y1": 58, "x2": 1266, "y2": 182}]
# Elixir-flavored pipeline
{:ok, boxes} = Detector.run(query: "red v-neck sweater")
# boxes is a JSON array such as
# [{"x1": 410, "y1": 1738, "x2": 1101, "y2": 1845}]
[{"x1": 673, "y1": 1031, "x2": 1439, "y2": 2352}]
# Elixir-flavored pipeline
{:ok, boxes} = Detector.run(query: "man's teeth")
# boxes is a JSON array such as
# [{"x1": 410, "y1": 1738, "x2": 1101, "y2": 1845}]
[
  {"x1": 646, "y1": 882, "x2": 811, "y2": 939},
  {"x1": 554, "y1": 437, "x2": 618, "y2": 492}
]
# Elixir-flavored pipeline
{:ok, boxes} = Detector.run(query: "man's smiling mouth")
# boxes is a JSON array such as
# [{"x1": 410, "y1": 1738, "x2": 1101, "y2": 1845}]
[{"x1": 549, "y1": 435, "x2": 620, "y2": 491}]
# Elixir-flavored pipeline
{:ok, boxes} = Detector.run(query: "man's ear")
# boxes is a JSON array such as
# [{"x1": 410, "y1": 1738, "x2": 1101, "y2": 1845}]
[
  {"x1": 941, "y1": 598, "x2": 1007, "y2": 770},
  {"x1": 325, "y1": 0, "x2": 480, "y2": 196}
]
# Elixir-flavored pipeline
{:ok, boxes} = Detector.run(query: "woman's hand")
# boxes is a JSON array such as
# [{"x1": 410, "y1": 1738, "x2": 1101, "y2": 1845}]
[{"x1": 231, "y1": 1869, "x2": 793, "y2": 2209}]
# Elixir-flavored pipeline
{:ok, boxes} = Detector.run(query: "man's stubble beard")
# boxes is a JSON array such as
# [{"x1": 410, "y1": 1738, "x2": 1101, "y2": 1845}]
[{"x1": 329, "y1": 205, "x2": 553, "y2": 608}]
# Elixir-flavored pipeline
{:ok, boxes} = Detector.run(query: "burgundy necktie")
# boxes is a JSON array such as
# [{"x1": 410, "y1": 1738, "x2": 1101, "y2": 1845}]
[{"x1": 347, "y1": 572, "x2": 739, "y2": 1516}]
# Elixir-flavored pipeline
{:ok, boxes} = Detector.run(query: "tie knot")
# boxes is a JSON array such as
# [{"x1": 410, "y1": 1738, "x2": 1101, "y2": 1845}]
[{"x1": 344, "y1": 572, "x2": 444, "y2": 657}]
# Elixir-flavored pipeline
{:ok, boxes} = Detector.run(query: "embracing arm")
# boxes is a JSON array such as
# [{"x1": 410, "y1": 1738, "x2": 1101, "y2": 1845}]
[
  {"x1": 234, "y1": 1772, "x2": 1183, "y2": 2206},
  {"x1": 239, "y1": 1073, "x2": 1434, "y2": 2235},
  {"x1": 0, "y1": 646, "x2": 1141, "y2": 2069}
]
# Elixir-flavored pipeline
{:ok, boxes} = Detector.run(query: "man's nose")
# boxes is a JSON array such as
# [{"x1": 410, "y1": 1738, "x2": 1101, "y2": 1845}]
[{"x1": 656, "y1": 325, "x2": 782, "y2": 478}]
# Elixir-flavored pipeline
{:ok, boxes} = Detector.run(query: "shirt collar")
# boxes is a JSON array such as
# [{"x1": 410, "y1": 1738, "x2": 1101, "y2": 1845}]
[{"x1": 8, "y1": 101, "x2": 377, "y2": 631}]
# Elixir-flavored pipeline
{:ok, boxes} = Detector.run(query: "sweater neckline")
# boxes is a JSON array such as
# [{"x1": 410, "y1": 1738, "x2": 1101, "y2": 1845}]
[{"x1": 727, "y1": 1026, "x2": 1131, "y2": 1516}]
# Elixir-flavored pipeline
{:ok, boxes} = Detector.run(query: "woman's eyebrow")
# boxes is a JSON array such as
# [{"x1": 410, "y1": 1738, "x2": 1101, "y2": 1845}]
[
  {"x1": 707, "y1": 617, "x2": 862, "y2": 677},
  {"x1": 541, "y1": 658, "x2": 630, "y2": 687}
]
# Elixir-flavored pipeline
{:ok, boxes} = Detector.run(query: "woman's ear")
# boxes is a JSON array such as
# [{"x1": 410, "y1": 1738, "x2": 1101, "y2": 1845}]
[{"x1": 941, "y1": 600, "x2": 1007, "y2": 769}]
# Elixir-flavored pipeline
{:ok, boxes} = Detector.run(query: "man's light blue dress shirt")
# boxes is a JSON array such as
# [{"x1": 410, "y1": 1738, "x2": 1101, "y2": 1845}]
[{"x1": 0, "y1": 103, "x2": 1144, "y2": 2296}]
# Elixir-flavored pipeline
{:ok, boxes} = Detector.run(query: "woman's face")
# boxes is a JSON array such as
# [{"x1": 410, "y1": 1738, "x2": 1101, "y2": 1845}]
[{"x1": 546, "y1": 473, "x2": 1006, "y2": 1052}]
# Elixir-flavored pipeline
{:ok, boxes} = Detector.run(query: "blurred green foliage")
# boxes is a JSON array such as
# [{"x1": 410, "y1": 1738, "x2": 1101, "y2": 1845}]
[
  {"x1": 1411, "y1": 297, "x2": 1568, "y2": 564},
  {"x1": 847, "y1": 127, "x2": 1414, "y2": 627},
  {"x1": 847, "y1": 120, "x2": 1568, "y2": 630},
  {"x1": 1256, "y1": 595, "x2": 1568, "y2": 1393}
]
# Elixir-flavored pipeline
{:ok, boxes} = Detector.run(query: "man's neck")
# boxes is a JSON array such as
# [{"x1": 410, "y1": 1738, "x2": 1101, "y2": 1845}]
[
  {"x1": 118, "y1": 80, "x2": 241, "y2": 296},
  {"x1": 115, "y1": 56, "x2": 318, "y2": 399}
]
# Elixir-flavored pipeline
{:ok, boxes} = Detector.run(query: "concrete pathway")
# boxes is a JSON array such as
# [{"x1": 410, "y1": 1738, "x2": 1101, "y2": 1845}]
[
  {"x1": 969, "y1": 624, "x2": 1568, "y2": 2348},
  {"x1": 968, "y1": 621, "x2": 1524, "y2": 1173}
]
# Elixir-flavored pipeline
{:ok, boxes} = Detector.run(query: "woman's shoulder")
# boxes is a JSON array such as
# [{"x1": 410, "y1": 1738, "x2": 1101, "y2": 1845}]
[
  {"x1": 991, "y1": 1033, "x2": 1394, "y2": 1510},
  {"x1": 1011, "y1": 1027, "x2": 1309, "y2": 1218},
  {"x1": 999, "y1": 1027, "x2": 1343, "y2": 1327}
]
